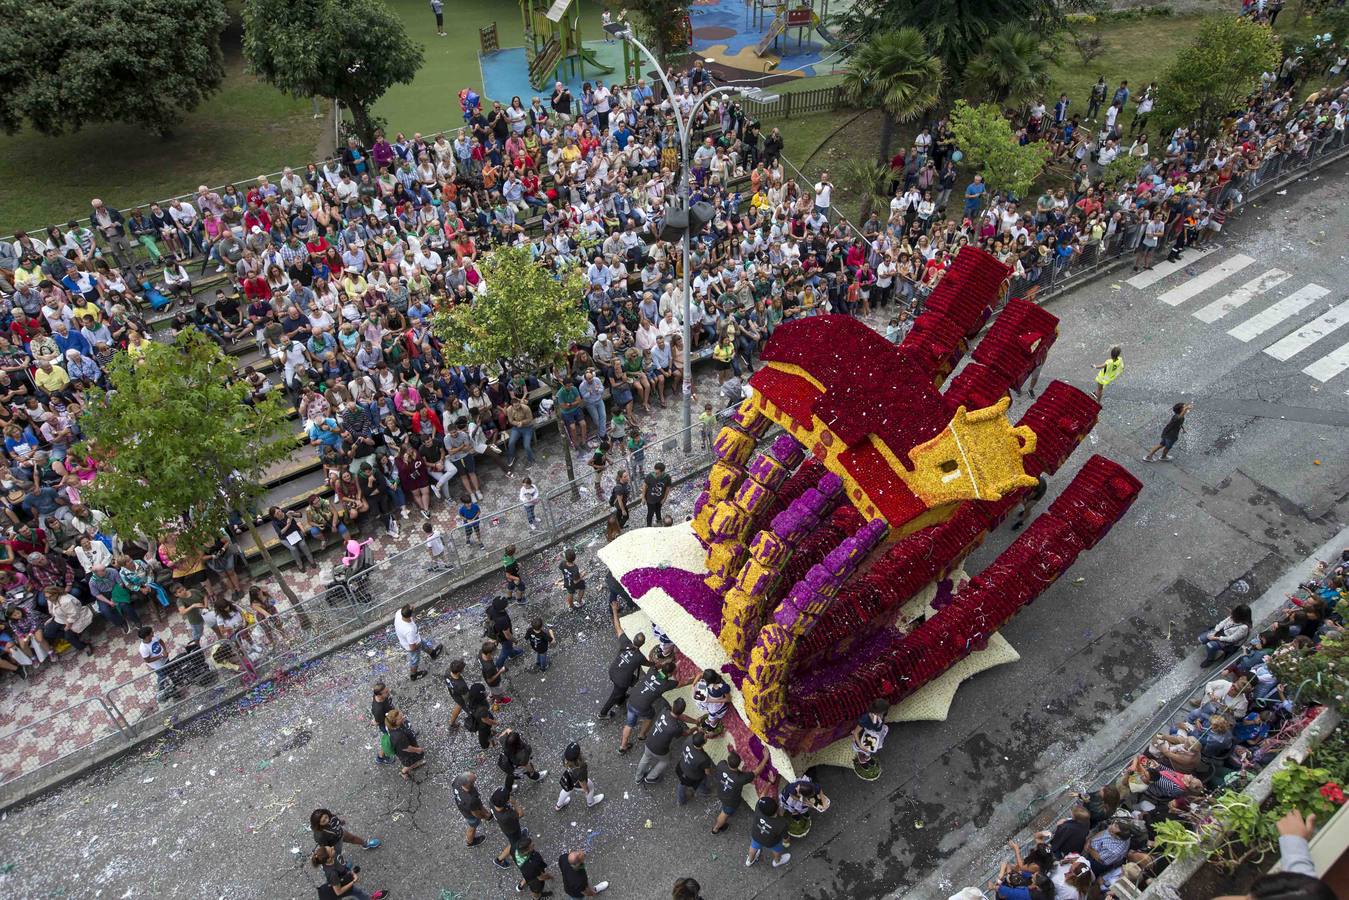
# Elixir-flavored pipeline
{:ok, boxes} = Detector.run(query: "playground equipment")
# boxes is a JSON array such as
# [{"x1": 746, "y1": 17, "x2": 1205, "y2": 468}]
[
  {"x1": 480, "y1": 22, "x2": 499, "y2": 55},
  {"x1": 519, "y1": 0, "x2": 614, "y2": 91},
  {"x1": 751, "y1": 0, "x2": 840, "y2": 59}
]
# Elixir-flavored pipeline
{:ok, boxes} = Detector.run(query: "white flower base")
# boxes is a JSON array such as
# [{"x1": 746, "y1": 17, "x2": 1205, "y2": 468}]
[{"x1": 602, "y1": 525, "x2": 1022, "y2": 781}]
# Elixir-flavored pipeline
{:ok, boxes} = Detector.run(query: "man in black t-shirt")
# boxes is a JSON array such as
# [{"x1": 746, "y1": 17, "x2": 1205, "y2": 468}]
[
  {"x1": 675, "y1": 732, "x2": 715, "y2": 805},
  {"x1": 747, "y1": 797, "x2": 792, "y2": 868},
  {"x1": 1145, "y1": 401, "x2": 1192, "y2": 462},
  {"x1": 559, "y1": 848, "x2": 610, "y2": 897},
  {"x1": 513, "y1": 837, "x2": 553, "y2": 898},
  {"x1": 452, "y1": 771, "x2": 493, "y2": 848},
  {"x1": 599, "y1": 601, "x2": 648, "y2": 719},
  {"x1": 619, "y1": 659, "x2": 675, "y2": 753},
  {"x1": 712, "y1": 749, "x2": 770, "y2": 833},
  {"x1": 385, "y1": 709, "x2": 425, "y2": 780},
  {"x1": 492, "y1": 785, "x2": 527, "y2": 869},
  {"x1": 371, "y1": 681, "x2": 394, "y2": 765},
  {"x1": 636, "y1": 697, "x2": 692, "y2": 784},
  {"x1": 444, "y1": 658, "x2": 471, "y2": 728},
  {"x1": 642, "y1": 462, "x2": 672, "y2": 527}
]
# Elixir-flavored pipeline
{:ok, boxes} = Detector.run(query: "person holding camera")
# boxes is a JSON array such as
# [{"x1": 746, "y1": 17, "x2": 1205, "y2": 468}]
[{"x1": 310, "y1": 843, "x2": 388, "y2": 900}]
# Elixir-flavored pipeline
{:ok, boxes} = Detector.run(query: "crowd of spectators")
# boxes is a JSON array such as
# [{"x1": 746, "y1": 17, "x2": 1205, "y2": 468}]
[{"x1": 975, "y1": 553, "x2": 1349, "y2": 900}]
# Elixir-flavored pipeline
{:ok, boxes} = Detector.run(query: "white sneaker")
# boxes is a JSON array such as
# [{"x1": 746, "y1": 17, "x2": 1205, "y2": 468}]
[
  {"x1": 215, "y1": 265, "x2": 225, "y2": 273},
  {"x1": 586, "y1": 793, "x2": 605, "y2": 807},
  {"x1": 400, "y1": 508, "x2": 409, "y2": 519},
  {"x1": 528, "y1": 522, "x2": 537, "y2": 531},
  {"x1": 593, "y1": 882, "x2": 608, "y2": 893},
  {"x1": 745, "y1": 851, "x2": 759, "y2": 867},
  {"x1": 772, "y1": 853, "x2": 792, "y2": 868}
]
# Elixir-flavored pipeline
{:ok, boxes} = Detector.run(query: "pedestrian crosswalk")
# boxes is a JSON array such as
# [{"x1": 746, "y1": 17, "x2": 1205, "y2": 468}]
[{"x1": 1126, "y1": 248, "x2": 1349, "y2": 385}]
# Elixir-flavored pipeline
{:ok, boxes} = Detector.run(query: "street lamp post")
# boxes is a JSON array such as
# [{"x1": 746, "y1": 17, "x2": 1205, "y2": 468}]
[{"x1": 605, "y1": 23, "x2": 772, "y2": 451}]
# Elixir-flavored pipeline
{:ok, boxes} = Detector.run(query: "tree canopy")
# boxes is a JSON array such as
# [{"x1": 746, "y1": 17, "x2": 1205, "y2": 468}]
[
  {"x1": 948, "y1": 100, "x2": 1052, "y2": 200},
  {"x1": 430, "y1": 246, "x2": 590, "y2": 372},
  {"x1": 0, "y1": 0, "x2": 226, "y2": 137},
  {"x1": 963, "y1": 27, "x2": 1052, "y2": 110},
  {"x1": 1154, "y1": 16, "x2": 1281, "y2": 137},
  {"x1": 627, "y1": 0, "x2": 693, "y2": 68},
  {"x1": 76, "y1": 329, "x2": 295, "y2": 558},
  {"x1": 242, "y1": 0, "x2": 423, "y2": 144},
  {"x1": 842, "y1": 27, "x2": 944, "y2": 163},
  {"x1": 833, "y1": 0, "x2": 1087, "y2": 73}
]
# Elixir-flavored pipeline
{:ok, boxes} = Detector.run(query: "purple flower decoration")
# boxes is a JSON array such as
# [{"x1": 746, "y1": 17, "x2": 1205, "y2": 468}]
[{"x1": 622, "y1": 566, "x2": 725, "y2": 631}]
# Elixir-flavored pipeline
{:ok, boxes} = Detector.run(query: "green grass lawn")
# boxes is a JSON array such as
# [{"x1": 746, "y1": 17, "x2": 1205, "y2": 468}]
[
  {"x1": 0, "y1": 26, "x2": 323, "y2": 235},
  {"x1": 370, "y1": 0, "x2": 607, "y2": 135}
]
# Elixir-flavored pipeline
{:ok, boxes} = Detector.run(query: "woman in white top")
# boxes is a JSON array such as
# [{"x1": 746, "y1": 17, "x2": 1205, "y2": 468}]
[{"x1": 506, "y1": 96, "x2": 528, "y2": 135}]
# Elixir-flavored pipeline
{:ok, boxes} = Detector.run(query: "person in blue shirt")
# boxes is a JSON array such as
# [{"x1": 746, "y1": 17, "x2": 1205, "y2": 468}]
[
  {"x1": 457, "y1": 494, "x2": 484, "y2": 548},
  {"x1": 963, "y1": 175, "x2": 986, "y2": 219},
  {"x1": 308, "y1": 418, "x2": 345, "y2": 451}
]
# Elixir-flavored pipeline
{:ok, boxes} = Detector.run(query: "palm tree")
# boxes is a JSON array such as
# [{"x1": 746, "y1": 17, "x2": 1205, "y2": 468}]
[
  {"x1": 842, "y1": 27, "x2": 944, "y2": 167},
  {"x1": 963, "y1": 27, "x2": 1052, "y2": 112}
]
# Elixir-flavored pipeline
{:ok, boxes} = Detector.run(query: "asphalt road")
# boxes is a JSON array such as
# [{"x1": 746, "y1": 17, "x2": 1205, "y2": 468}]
[{"x1": 5, "y1": 160, "x2": 1349, "y2": 900}]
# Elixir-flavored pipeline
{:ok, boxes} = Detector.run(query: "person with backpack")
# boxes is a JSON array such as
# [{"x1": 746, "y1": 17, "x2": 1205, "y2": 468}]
[
  {"x1": 370, "y1": 681, "x2": 395, "y2": 765},
  {"x1": 642, "y1": 462, "x2": 672, "y2": 527},
  {"x1": 384, "y1": 708, "x2": 426, "y2": 780},
  {"x1": 497, "y1": 728, "x2": 548, "y2": 785},
  {"x1": 555, "y1": 741, "x2": 605, "y2": 811},
  {"x1": 310, "y1": 843, "x2": 388, "y2": 900}
]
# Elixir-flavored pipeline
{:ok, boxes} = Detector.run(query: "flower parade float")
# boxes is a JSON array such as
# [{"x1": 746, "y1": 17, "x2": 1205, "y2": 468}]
[{"x1": 599, "y1": 246, "x2": 1142, "y2": 793}]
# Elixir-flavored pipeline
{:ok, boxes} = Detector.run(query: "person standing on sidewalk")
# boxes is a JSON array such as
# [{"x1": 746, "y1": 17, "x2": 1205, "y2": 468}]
[
  {"x1": 642, "y1": 462, "x2": 672, "y2": 527},
  {"x1": 394, "y1": 604, "x2": 441, "y2": 681},
  {"x1": 555, "y1": 741, "x2": 605, "y2": 811},
  {"x1": 559, "y1": 849, "x2": 610, "y2": 897},
  {"x1": 452, "y1": 771, "x2": 493, "y2": 848},
  {"x1": 1145, "y1": 402, "x2": 1192, "y2": 462},
  {"x1": 1092, "y1": 346, "x2": 1123, "y2": 403},
  {"x1": 519, "y1": 477, "x2": 541, "y2": 532}
]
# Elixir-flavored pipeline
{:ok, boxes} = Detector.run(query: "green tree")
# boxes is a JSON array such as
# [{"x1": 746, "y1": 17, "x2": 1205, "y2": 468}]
[
  {"x1": 833, "y1": 0, "x2": 1090, "y2": 73},
  {"x1": 1154, "y1": 16, "x2": 1281, "y2": 137},
  {"x1": 626, "y1": 0, "x2": 693, "y2": 68},
  {"x1": 948, "y1": 100, "x2": 1052, "y2": 199},
  {"x1": 963, "y1": 27, "x2": 1052, "y2": 111},
  {"x1": 842, "y1": 27, "x2": 944, "y2": 168},
  {"x1": 76, "y1": 329, "x2": 304, "y2": 606},
  {"x1": 431, "y1": 246, "x2": 590, "y2": 484},
  {"x1": 0, "y1": 0, "x2": 226, "y2": 137},
  {"x1": 243, "y1": 0, "x2": 423, "y2": 144}
]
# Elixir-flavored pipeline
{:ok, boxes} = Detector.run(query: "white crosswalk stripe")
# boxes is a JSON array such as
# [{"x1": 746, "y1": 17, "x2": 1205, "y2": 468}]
[
  {"x1": 1227, "y1": 284, "x2": 1331, "y2": 342},
  {"x1": 1264, "y1": 298, "x2": 1349, "y2": 361},
  {"x1": 1192, "y1": 268, "x2": 1291, "y2": 323},
  {"x1": 1158, "y1": 254, "x2": 1255, "y2": 306},
  {"x1": 1124, "y1": 246, "x2": 1218, "y2": 290},
  {"x1": 1303, "y1": 339, "x2": 1349, "y2": 383}
]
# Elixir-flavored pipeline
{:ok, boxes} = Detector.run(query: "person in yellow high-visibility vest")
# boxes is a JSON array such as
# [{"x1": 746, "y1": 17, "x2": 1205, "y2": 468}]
[{"x1": 1093, "y1": 346, "x2": 1123, "y2": 402}]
